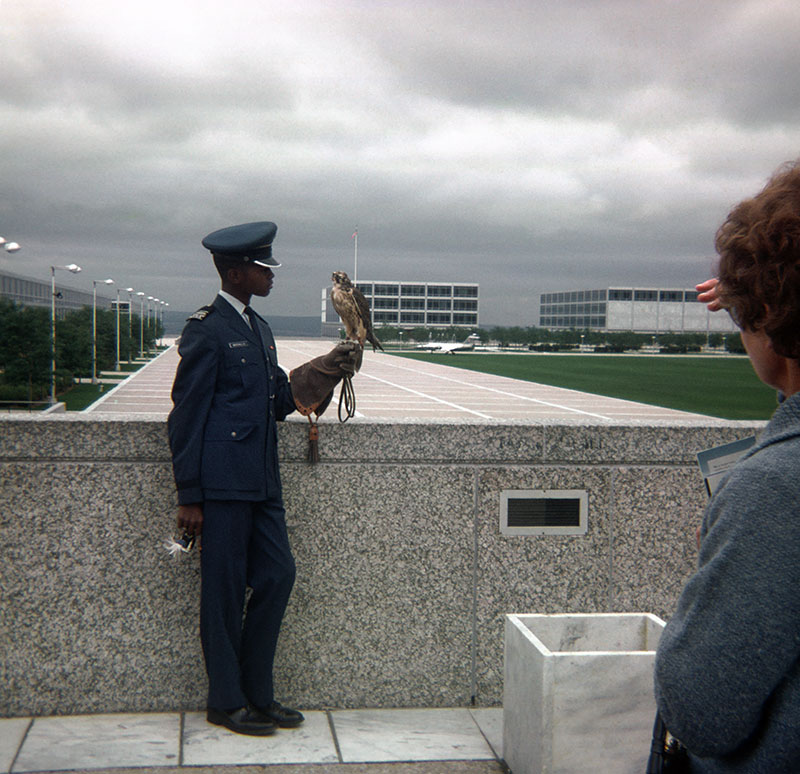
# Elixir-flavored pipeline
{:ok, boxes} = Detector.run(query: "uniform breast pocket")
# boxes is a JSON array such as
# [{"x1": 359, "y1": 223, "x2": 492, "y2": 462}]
[
  {"x1": 224, "y1": 346, "x2": 264, "y2": 390},
  {"x1": 201, "y1": 421, "x2": 262, "y2": 490}
]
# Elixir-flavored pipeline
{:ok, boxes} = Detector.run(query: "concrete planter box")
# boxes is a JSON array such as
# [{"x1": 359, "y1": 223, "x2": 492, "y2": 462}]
[{"x1": 503, "y1": 612, "x2": 665, "y2": 774}]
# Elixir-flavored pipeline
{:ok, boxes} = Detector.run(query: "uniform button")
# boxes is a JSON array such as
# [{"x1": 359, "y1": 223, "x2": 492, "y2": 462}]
[
  {"x1": 270, "y1": 394, "x2": 275, "y2": 400},
  {"x1": 231, "y1": 431, "x2": 237, "y2": 437},
  {"x1": 241, "y1": 358, "x2": 246, "y2": 363}
]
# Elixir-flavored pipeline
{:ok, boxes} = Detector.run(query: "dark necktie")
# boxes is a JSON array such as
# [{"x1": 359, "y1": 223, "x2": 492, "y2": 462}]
[{"x1": 244, "y1": 306, "x2": 264, "y2": 350}]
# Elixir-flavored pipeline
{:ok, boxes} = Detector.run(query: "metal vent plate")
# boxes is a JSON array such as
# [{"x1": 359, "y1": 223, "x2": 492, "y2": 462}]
[{"x1": 500, "y1": 490, "x2": 588, "y2": 536}]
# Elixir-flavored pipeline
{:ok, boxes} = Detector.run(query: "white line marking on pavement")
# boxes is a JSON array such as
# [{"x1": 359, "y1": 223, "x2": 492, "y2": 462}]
[
  {"x1": 378, "y1": 359, "x2": 614, "y2": 420},
  {"x1": 358, "y1": 373, "x2": 494, "y2": 418}
]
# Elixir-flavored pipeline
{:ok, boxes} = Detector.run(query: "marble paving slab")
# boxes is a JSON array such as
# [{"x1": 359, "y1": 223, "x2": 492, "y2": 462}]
[
  {"x1": 469, "y1": 708, "x2": 503, "y2": 759},
  {"x1": 332, "y1": 708, "x2": 495, "y2": 763},
  {"x1": 1, "y1": 717, "x2": 30, "y2": 772},
  {"x1": 182, "y1": 710, "x2": 338, "y2": 766},
  {"x1": 11, "y1": 713, "x2": 179, "y2": 772}
]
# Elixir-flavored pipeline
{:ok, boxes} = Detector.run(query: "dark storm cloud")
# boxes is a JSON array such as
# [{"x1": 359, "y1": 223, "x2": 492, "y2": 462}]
[{"x1": 2, "y1": 0, "x2": 800, "y2": 324}]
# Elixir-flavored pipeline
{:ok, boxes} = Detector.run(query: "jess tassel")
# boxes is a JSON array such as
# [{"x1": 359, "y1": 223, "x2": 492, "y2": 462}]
[{"x1": 307, "y1": 417, "x2": 320, "y2": 464}]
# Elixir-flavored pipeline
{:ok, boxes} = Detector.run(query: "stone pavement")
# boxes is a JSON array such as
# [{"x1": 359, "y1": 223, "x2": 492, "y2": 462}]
[
  {"x1": 84, "y1": 338, "x2": 722, "y2": 424},
  {"x1": 1, "y1": 708, "x2": 505, "y2": 774}
]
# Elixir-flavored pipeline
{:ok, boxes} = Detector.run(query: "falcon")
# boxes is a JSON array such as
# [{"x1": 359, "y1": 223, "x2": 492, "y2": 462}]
[{"x1": 330, "y1": 271, "x2": 384, "y2": 352}]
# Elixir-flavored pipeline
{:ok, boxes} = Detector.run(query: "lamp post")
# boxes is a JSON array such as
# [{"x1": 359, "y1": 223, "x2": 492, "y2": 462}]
[
  {"x1": 50, "y1": 263, "x2": 82, "y2": 404},
  {"x1": 126, "y1": 288, "x2": 135, "y2": 364},
  {"x1": 115, "y1": 287, "x2": 121, "y2": 371},
  {"x1": 137, "y1": 292, "x2": 145, "y2": 358},
  {"x1": 160, "y1": 301, "x2": 169, "y2": 346},
  {"x1": 156, "y1": 299, "x2": 164, "y2": 347},
  {"x1": 147, "y1": 296, "x2": 155, "y2": 353},
  {"x1": 92, "y1": 278, "x2": 114, "y2": 384},
  {"x1": 0, "y1": 236, "x2": 21, "y2": 253}
]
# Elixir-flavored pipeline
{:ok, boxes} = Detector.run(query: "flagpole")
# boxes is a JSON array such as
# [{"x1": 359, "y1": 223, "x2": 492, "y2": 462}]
[{"x1": 352, "y1": 227, "x2": 358, "y2": 282}]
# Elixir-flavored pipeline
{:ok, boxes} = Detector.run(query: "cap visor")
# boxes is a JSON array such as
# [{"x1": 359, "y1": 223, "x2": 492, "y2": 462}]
[{"x1": 253, "y1": 257, "x2": 281, "y2": 268}]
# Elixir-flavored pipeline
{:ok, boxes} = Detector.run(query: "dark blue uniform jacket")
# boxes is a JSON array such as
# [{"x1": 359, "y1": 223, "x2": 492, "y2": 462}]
[{"x1": 168, "y1": 295, "x2": 296, "y2": 505}]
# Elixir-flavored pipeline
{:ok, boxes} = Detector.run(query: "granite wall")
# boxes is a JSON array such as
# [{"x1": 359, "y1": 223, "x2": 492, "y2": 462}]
[{"x1": 0, "y1": 414, "x2": 763, "y2": 717}]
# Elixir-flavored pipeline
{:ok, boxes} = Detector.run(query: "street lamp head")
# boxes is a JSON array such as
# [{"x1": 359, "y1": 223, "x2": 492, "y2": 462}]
[
  {"x1": 3, "y1": 242, "x2": 21, "y2": 253},
  {"x1": 126, "y1": 287, "x2": 134, "y2": 293},
  {"x1": 137, "y1": 291, "x2": 145, "y2": 297},
  {"x1": 65, "y1": 264, "x2": 82, "y2": 273},
  {"x1": 147, "y1": 296, "x2": 154, "y2": 301}
]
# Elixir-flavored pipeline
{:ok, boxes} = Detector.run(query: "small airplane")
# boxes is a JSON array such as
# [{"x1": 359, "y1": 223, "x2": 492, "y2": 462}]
[{"x1": 414, "y1": 333, "x2": 481, "y2": 353}]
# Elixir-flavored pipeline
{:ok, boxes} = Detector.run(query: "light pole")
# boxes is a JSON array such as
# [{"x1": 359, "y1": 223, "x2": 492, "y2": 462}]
[
  {"x1": 161, "y1": 301, "x2": 169, "y2": 346},
  {"x1": 137, "y1": 292, "x2": 145, "y2": 358},
  {"x1": 147, "y1": 296, "x2": 155, "y2": 353},
  {"x1": 115, "y1": 288, "x2": 121, "y2": 371},
  {"x1": 126, "y1": 288, "x2": 135, "y2": 364},
  {"x1": 92, "y1": 278, "x2": 114, "y2": 384},
  {"x1": 50, "y1": 263, "x2": 82, "y2": 404},
  {"x1": 155, "y1": 300, "x2": 163, "y2": 347}
]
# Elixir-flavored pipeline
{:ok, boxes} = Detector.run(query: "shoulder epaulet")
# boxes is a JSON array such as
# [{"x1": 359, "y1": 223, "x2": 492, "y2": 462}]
[{"x1": 186, "y1": 305, "x2": 215, "y2": 322}]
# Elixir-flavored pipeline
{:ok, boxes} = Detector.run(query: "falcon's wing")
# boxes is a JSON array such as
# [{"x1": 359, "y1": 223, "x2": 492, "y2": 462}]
[
  {"x1": 352, "y1": 287, "x2": 372, "y2": 325},
  {"x1": 353, "y1": 287, "x2": 384, "y2": 351}
]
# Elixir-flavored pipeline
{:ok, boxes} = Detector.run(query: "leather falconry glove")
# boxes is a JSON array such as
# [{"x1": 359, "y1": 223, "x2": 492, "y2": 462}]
[{"x1": 289, "y1": 341, "x2": 360, "y2": 417}]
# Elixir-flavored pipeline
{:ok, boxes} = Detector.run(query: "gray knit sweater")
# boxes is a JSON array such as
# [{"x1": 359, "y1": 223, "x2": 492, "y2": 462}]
[{"x1": 655, "y1": 391, "x2": 800, "y2": 772}]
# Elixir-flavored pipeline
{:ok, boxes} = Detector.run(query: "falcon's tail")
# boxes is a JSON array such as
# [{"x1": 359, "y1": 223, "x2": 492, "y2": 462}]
[{"x1": 368, "y1": 331, "x2": 384, "y2": 352}]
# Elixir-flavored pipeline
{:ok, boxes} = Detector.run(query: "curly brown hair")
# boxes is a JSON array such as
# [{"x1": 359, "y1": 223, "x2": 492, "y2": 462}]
[{"x1": 715, "y1": 160, "x2": 800, "y2": 360}]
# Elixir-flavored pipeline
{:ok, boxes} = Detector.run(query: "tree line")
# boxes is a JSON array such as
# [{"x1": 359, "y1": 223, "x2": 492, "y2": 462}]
[
  {"x1": 0, "y1": 298, "x2": 162, "y2": 403},
  {"x1": 375, "y1": 324, "x2": 744, "y2": 354}
]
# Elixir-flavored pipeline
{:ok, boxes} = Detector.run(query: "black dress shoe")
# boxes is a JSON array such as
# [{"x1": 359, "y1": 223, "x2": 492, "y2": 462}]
[
  {"x1": 254, "y1": 701, "x2": 305, "y2": 728},
  {"x1": 207, "y1": 706, "x2": 277, "y2": 736}
]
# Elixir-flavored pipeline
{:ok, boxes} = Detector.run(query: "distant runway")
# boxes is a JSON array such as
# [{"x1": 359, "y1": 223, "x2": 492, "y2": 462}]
[{"x1": 85, "y1": 338, "x2": 723, "y2": 423}]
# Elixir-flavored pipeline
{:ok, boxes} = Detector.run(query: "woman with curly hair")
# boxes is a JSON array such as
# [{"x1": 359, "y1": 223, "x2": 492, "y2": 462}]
[{"x1": 654, "y1": 161, "x2": 800, "y2": 772}]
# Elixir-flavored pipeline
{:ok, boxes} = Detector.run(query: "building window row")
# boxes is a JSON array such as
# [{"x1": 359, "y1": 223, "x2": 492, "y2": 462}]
[
  {"x1": 607, "y1": 288, "x2": 702, "y2": 303},
  {"x1": 371, "y1": 310, "x2": 479, "y2": 326},
  {"x1": 357, "y1": 283, "x2": 478, "y2": 299},
  {"x1": 384, "y1": 298, "x2": 480, "y2": 311},
  {"x1": 541, "y1": 303, "x2": 607, "y2": 316},
  {"x1": 541, "y1": 289, "x2": 607, "y2": 304},
  {"x1": 540, "y1": 316, "x2": 607, "y2": 328}
]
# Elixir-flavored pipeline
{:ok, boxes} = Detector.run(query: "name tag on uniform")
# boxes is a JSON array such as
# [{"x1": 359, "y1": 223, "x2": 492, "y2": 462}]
[{"x1": 228, "y1": 341, "x2": 249, "y2": 348}]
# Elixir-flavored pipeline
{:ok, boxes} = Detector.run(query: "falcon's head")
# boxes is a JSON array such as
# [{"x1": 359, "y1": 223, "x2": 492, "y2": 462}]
[{"x1": 332, "y1": 271, "x2": 353, "y2": 289}]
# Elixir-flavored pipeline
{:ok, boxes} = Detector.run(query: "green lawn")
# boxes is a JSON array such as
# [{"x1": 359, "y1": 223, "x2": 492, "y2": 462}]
[
  {"x1": 60, "y1": 383, "x2": 114, "y2": 411},
  {"x1": 393, "y1": 352, "x2": 778, "y2": 420}
]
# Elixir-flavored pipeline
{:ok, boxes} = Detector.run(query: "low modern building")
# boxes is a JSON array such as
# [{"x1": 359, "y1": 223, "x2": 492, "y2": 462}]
[
  {"x1": 321, "y1": 280, "x2": 479, "y2": 336},
  {"x1": 539, "y1": 287, "x2": 738, "y2": 334},
  {"x1": 0, "y1": 268, "x2": 112, "y2": 318}
]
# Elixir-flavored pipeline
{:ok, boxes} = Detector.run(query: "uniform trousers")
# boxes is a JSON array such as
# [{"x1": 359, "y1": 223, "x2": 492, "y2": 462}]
[{"x1": 200, "y1": 498, "x2": 296, "y2": 711}]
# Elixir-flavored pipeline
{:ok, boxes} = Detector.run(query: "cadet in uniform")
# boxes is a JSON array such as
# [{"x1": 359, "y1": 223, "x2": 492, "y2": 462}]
[{"x1": 168, "y1": 221, "x2": 356, "y2": 736}]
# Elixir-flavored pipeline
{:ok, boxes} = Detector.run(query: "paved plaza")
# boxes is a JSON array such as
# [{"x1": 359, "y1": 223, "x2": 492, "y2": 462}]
[{"x1": 85, "y1": 338, "x2": 718, "y2": 423}]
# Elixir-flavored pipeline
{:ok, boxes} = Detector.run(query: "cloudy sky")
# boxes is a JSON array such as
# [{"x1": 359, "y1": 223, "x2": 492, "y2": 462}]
[{"x1": 2, "y1": 0, "x2": 800, "y2": 325}]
